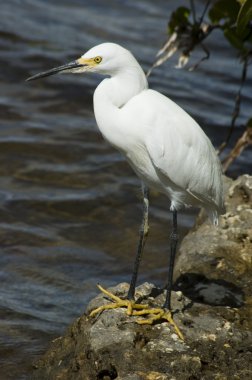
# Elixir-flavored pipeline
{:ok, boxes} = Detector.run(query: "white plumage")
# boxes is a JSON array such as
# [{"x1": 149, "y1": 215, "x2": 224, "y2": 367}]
[
  {"x1": 27, "y1": 43, "x2": 225, "y2": 336},
  {"x1": 89, "y1": 43, "x2": 225, "y2": 224}
]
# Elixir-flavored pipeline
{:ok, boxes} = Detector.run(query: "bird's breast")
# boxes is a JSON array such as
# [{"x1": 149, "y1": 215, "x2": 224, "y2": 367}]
[{"x1": 124, "y1": 146, "x2": 164, "y2": 191}]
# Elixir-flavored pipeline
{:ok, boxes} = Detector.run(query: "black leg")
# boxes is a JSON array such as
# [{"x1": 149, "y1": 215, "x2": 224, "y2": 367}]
[
  {"x1": 163, "y1": 209, "x2": 178, "y2": 310},
  {"x1": 127, "y1": 184, "x2": 149, "y2": 300}
]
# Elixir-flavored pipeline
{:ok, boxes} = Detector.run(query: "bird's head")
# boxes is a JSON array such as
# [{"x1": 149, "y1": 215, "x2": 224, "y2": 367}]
[{"x1": 26, "y1": 43, "x2": 138, "y2": 81}]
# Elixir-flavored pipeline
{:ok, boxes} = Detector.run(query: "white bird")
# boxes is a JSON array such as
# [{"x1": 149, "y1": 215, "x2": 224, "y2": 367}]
[{"x1": 27, "y1": 42, "x2": 225, "y2": 339}]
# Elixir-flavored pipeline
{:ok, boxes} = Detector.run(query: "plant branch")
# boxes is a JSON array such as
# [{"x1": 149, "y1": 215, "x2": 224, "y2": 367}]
[
  {"x1": 222, "y1": 127, "x2": 252, "y2": 172},
  {"x1": 199, "y1": 0, "x2": 212, "y2": 26},
  {"x1": 218, "y1": 55, "x2": 248, "y2": 155},
  {"x1": 190, "y1": 0, "x2": 196, "y2": 23}
]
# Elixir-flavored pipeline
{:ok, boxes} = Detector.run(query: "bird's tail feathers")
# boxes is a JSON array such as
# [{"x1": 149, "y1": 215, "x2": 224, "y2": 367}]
[
  {"x1": 207, "y1": 205, "x2": 225, "y2": 226},
  {"x1": 206, "y1": 209, "x2": 219, "y2": 226}
]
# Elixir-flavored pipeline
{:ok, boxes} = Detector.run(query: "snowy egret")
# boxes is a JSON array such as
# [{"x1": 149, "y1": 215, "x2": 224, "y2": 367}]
[{"x1": 27, "y1": 42, "x2": 225, "y2": 340}]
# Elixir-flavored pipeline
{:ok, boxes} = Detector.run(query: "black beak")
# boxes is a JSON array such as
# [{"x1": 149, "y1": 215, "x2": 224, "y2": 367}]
[{"x1": 26, "y1": 60, "x2": 83, "y2": 81}]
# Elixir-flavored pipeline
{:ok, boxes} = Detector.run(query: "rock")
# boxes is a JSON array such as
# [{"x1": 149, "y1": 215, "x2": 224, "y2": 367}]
[
  {"x1": 32, "y1": 175, "x2": 252, "y2": 379},
  {"x1": 32, "y1": 283, "x2": 252, "y2": 380},
  {"x1": 174, "y1": 174, "x2": 252, "y2": 331}
]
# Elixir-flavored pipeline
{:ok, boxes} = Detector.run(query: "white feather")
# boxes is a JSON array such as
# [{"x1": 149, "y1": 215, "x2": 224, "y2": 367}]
[{"x1": 91, "y1": 43, "x2": 225, "y2": 224}]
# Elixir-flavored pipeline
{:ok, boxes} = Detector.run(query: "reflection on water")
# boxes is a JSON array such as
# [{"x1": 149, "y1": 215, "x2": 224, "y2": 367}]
[{"x1": 0, "y1": 0, "x2": 251, "y2": 378}]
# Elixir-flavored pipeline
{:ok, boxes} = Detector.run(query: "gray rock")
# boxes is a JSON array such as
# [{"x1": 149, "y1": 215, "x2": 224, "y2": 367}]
[
  {"x1": 32, "y1": 175, "x2": 252, "y2": 379},
  {"x1": 175, "y1": 175, "x2": 252, "y2": 329}
]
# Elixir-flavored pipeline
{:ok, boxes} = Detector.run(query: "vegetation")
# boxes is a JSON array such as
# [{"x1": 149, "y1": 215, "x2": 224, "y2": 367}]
[{"x1": 148, "y1": 0, "x2": 252, "y2": 172}]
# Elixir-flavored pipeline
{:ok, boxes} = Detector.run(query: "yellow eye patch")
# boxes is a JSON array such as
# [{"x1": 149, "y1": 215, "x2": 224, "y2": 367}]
[{"x1": 78, "y1": 56, "x2": 102, "y2": 66}]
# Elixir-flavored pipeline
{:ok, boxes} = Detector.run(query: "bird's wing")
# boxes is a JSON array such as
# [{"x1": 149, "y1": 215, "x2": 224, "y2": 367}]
[{"x1": 143, "y1": 90, "x2": 223, "y2": 209}]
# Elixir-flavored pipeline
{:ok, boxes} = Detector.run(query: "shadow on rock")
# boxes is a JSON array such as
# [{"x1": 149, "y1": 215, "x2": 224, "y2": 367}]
[{"x1": 175, "y1": 273, "x2": 244, "y2": 308}]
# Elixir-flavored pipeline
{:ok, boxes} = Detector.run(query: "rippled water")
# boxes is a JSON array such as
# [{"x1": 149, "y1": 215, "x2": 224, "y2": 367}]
[{"x1": 0, "y1": 1, "x2": 251, "y2": 378}]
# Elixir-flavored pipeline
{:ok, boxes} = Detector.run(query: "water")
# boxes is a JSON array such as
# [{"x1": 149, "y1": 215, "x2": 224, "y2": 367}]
[{"x1": 0, "y1": 1, "x2": 251, "y2": 378}]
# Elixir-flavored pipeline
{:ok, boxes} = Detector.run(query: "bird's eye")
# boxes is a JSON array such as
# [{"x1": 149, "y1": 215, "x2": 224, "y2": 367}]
[{"x1": 94, "y1": 56, "x2": 102, "y2": 64}]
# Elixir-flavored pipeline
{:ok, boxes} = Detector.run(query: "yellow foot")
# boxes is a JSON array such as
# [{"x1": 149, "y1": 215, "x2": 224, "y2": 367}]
[
  {"x1": 89, "y1": 284, "x2": 149, "y2": 317},
  {"x1": 133, "y1": 308, "x2": 184, "y2": 341}
]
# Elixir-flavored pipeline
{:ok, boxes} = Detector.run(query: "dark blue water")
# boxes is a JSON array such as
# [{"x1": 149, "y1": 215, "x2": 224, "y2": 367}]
[{"x1": 0, "y1": 1, "x2": 251, "y2": 378}]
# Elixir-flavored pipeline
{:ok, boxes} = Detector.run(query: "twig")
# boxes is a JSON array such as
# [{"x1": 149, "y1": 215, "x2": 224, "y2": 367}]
[
  {"x1": 189, "y1": 43, "x2": 210, "y2": 71},
  {"x1": 199, "y1": 0, "x2": 212, "y2": 26},
  {"x1": 218, "y1": 55, "x2": 248, "y2": 155},
  {"x1": 222, "y1": 127, "x2": 252, "y2": 172},
  {"x1": 190, "y1": 0, "x2": 196, "y2": 23}
]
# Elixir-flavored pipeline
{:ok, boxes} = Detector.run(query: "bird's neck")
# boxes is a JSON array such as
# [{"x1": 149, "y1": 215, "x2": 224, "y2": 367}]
[
  {"x1": 94, "y1": 65, "x2": 148, "y2": 109},
  {"x1": 93, "y1": 65, "x2": 148, "y2": 150}
]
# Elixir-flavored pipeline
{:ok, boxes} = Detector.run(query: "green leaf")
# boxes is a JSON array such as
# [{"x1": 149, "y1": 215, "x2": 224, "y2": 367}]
[
  {"x1": 246, "y1": 118, "x2": 252, "y2": 127},
  {"x1": 168, "y1": 7, "x2": 190, "y2": 34},
  {"x1": 237, "y1": 0, "x2": 252, "y2": 39},
  {"x1": 224, "y1": 28, "x2": 245, "y2": 51},
  {"x1": 209, "y1": 0, "x2": 240, "y2": 24}
]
